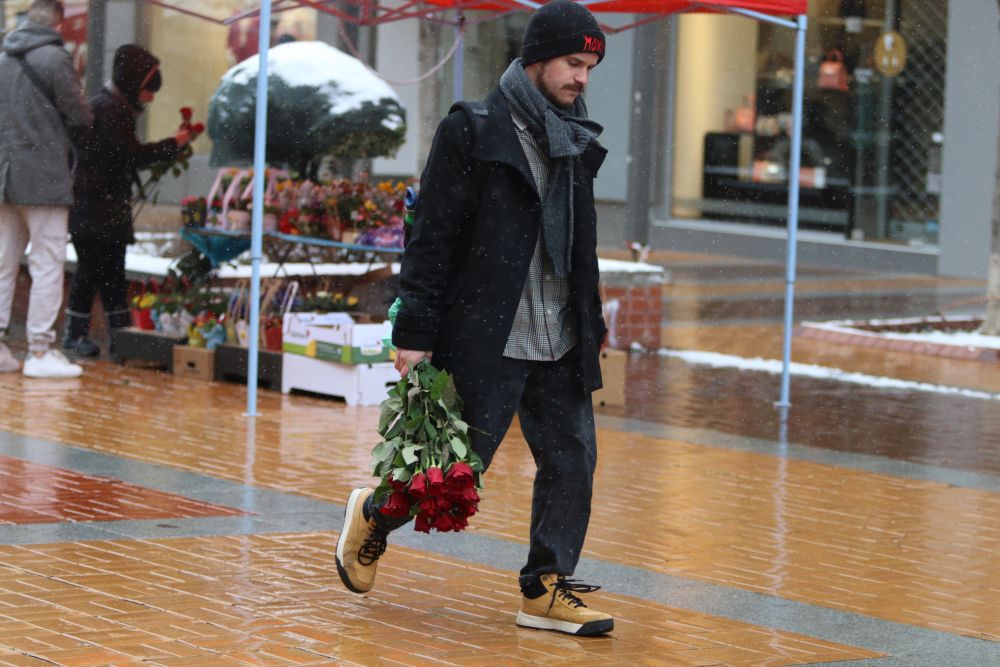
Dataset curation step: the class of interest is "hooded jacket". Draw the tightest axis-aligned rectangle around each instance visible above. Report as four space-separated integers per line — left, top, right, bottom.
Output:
0 21 92 205
69 84 178 245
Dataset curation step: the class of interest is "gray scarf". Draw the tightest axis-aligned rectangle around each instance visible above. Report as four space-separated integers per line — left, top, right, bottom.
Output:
499 58 603 277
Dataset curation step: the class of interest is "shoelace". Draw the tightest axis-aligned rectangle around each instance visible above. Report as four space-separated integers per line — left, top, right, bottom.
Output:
549 577 601 611
357 525 388 566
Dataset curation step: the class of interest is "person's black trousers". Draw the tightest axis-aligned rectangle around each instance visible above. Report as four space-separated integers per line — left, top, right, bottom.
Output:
66 239 131 337
374 348 598 586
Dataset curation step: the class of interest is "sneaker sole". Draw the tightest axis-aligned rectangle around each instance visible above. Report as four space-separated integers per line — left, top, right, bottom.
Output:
335 488 372 595
515 611 614 636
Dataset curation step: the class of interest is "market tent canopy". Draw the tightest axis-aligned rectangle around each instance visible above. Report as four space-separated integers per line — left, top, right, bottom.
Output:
146 0 808 416
143 0 807 30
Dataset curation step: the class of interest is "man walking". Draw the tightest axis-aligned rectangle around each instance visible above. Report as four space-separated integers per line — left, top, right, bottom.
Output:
336 0 612 636
0 0 92 377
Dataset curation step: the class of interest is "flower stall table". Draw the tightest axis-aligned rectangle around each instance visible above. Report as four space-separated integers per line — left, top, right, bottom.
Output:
180 227 402 276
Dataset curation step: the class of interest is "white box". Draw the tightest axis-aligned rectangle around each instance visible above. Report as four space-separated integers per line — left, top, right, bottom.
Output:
282 312 393 365
281 353 399 406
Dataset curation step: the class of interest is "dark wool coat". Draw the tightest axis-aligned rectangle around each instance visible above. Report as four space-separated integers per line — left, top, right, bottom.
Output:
69 87 178 245
392 87 608 397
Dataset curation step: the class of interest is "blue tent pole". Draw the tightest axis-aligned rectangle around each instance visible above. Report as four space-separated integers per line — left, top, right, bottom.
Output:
777 13 807 409
452 11 464 101
246 0 272 417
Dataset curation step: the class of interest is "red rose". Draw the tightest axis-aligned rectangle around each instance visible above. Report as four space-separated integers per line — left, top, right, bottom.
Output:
452 514 469 531
379 490 410 519
414 513 431 533
408 471 428 500
426 466 445 491
388 474 406 492
445 461 474 490
180 107 193 120
419 497 439 515
456 500 478 518
192 122 206 134
433 513 455 532
450 486 479 505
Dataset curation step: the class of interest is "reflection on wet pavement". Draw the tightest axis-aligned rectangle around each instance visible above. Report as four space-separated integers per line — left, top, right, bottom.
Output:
625 253 998 475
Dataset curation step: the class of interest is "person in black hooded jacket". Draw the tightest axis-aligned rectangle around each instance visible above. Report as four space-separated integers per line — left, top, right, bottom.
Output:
63 44 192 356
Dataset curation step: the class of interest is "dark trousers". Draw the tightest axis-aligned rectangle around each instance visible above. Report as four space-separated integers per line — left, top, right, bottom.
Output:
376 348 598 585
66 239 130 336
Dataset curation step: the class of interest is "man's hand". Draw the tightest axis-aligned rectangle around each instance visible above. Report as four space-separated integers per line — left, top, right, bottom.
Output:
174 129 192 147
394 348 432 376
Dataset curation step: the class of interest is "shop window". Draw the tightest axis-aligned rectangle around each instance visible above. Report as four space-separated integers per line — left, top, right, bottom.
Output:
670 0 948 246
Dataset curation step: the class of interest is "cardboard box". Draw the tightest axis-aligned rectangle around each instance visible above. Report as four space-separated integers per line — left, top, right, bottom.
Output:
281 353 398 406
172 346 215 381
282 312 393 365
593 348 626 407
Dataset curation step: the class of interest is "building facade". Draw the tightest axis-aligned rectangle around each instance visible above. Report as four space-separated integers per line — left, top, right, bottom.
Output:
4 1 996 278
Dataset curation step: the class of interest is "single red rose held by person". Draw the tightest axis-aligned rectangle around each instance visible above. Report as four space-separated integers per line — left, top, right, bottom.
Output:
369 361 484 533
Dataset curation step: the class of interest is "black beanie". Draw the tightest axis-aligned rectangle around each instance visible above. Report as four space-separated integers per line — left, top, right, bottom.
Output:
112 44 162 107
521 0 606 65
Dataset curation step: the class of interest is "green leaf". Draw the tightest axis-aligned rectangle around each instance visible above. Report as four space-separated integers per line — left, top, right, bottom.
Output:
440 373 458 408
373 481 393 504
430 370 449 402
385 417 405 440
453 419 469 433
378 405 400 435
450 437 468 460
404 414 424 434
424 419 438 440
392 467 412 483
370 440 393 461
401 444 421 465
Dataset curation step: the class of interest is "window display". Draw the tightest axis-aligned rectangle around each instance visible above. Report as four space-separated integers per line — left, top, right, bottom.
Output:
671 0 948 246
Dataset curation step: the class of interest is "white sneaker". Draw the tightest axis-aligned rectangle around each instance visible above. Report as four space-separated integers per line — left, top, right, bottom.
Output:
0 343 18 373
23 349 83 378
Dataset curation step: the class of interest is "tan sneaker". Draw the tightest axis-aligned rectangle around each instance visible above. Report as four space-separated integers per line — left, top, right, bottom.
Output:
335 488 388 594
516 574 614 636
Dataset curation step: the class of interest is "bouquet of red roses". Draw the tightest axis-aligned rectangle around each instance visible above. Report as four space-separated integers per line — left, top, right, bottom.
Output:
370 361 483 532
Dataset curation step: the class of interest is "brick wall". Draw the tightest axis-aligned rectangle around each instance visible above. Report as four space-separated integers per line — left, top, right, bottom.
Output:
601 274 663 351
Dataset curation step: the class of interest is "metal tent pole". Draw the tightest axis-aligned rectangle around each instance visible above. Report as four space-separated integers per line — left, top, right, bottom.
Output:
452 11 464 101
777 14 808 409
247 0 272 417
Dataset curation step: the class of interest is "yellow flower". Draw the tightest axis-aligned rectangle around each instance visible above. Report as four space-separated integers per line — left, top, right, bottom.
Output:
347 296 359 306
364 199 376 211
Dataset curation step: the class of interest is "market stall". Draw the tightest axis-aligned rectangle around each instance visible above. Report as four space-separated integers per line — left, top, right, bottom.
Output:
132 0 808 415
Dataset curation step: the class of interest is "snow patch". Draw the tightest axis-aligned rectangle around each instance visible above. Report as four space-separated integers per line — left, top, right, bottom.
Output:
658 348 1000 402
225 41 402 128
804 317 1000 350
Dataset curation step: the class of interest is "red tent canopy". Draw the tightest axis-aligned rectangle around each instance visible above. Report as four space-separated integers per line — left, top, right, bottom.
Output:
144 0 807 29
424 0 806 16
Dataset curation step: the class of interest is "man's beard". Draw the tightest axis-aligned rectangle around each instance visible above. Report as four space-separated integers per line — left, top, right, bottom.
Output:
538 64 584 108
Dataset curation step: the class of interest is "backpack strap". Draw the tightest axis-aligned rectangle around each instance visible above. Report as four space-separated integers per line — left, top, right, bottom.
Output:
448 100 488 147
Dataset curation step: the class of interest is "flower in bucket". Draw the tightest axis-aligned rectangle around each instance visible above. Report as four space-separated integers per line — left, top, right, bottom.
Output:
370 361 483 533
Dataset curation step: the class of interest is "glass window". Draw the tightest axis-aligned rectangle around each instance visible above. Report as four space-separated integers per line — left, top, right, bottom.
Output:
670 0 948 246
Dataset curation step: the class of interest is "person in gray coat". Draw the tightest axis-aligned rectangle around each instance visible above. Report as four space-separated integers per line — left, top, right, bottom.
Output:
0 0 92 378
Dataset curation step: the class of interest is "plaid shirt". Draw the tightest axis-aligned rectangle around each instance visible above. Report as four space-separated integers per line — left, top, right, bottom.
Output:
503 111 578 361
